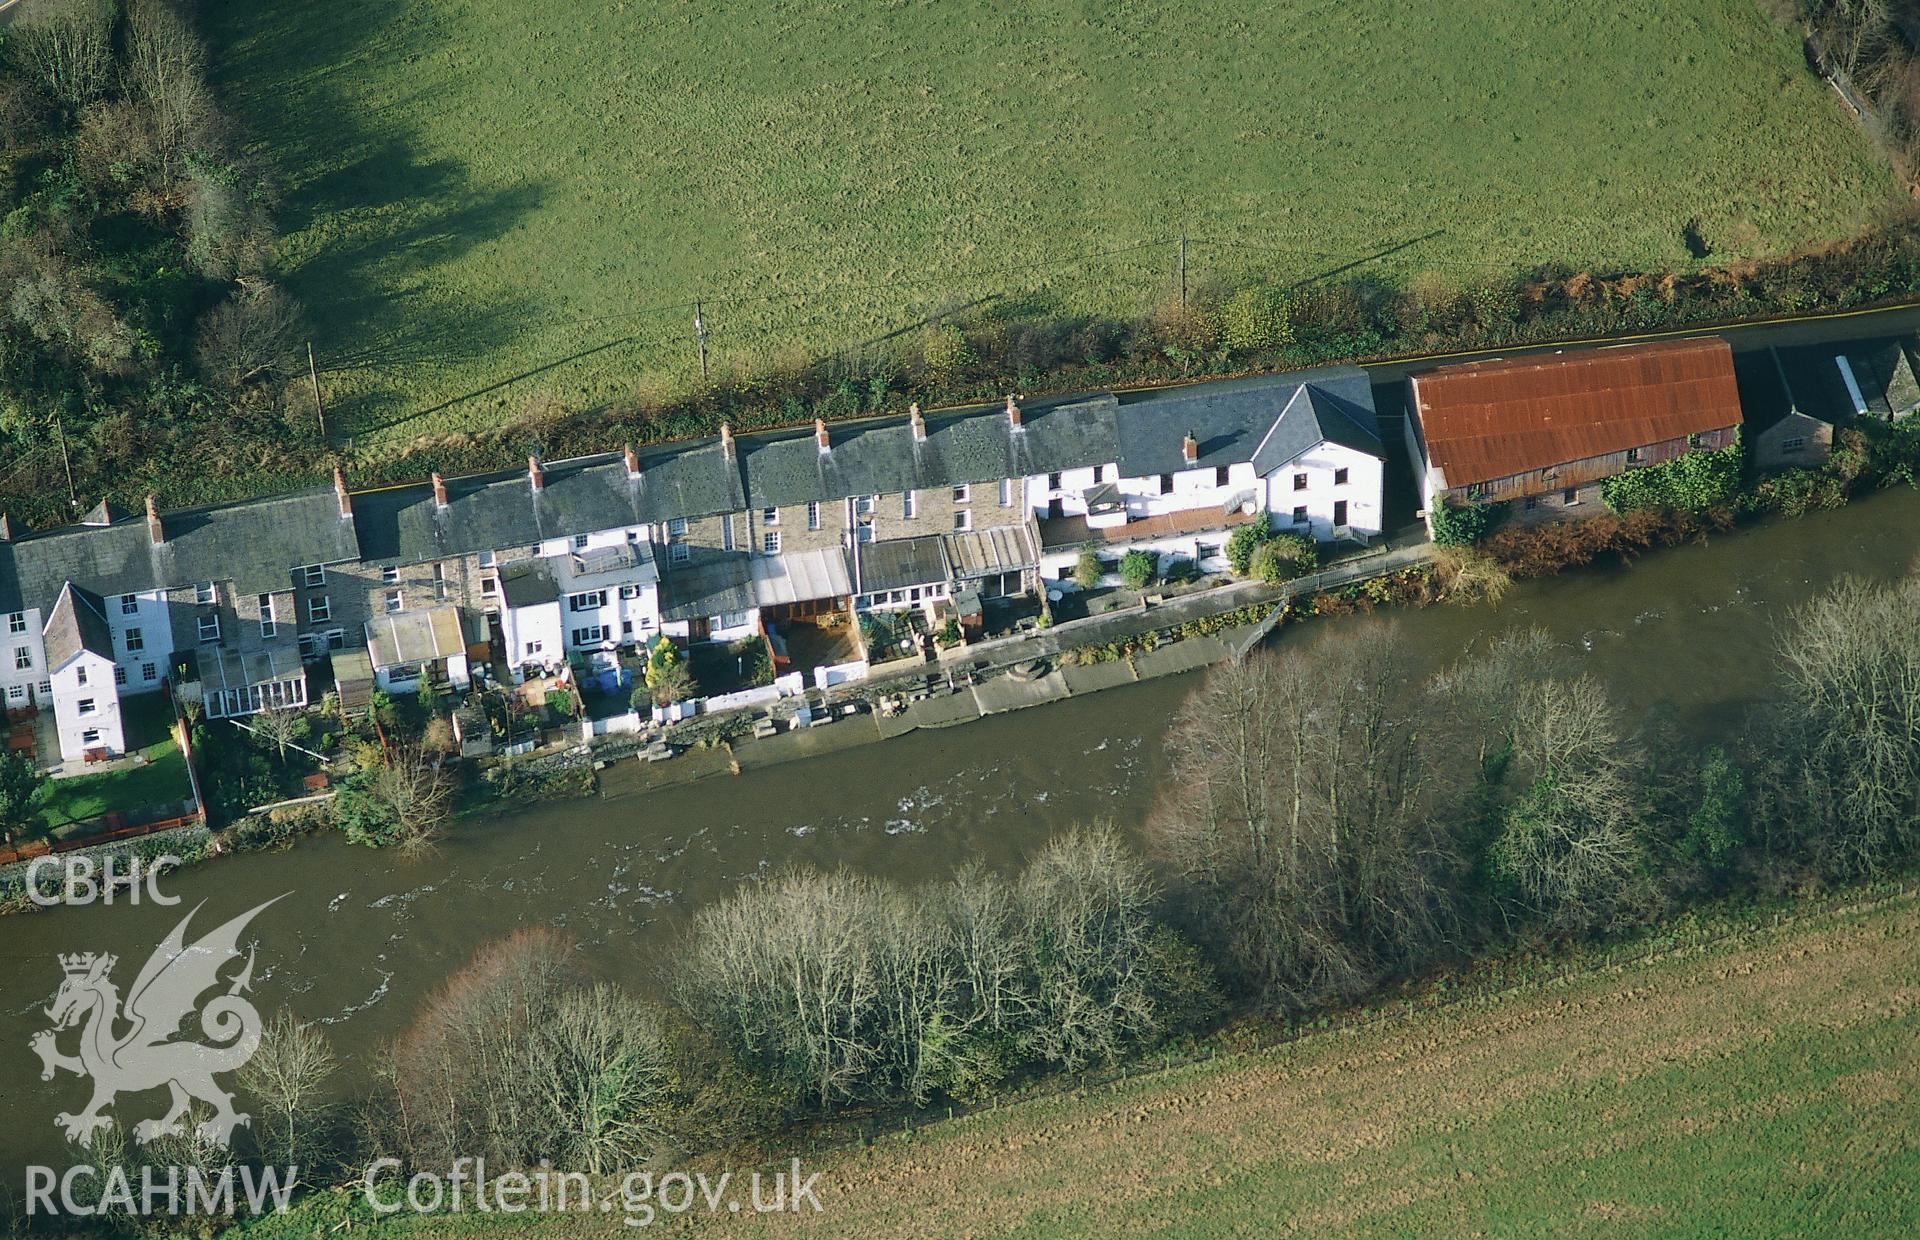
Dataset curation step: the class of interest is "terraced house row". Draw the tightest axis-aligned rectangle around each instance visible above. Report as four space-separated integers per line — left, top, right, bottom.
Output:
0 366 1388 764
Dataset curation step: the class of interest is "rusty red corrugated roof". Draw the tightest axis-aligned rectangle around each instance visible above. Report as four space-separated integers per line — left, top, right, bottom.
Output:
1410 338 1744 488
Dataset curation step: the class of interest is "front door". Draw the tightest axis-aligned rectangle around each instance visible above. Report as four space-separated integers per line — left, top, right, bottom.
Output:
1333 500 1348 528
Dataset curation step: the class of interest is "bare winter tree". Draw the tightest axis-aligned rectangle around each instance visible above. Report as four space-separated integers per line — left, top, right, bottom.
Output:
532 984 674 1175
194 281 304 390
1149 626 1461 1008
248 704 306 764
236 1009 337 1179
1490 676 1649 931
122 0 221 185
1759 574 1920 877
10 0 116 113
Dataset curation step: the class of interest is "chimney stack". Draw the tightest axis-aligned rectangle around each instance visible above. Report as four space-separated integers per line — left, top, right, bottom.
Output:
624 443 640 480
1182 430 1198 464
333 466 352 520
1005 394 1023 432
909 402 926 443
145 494 164 545
0 514 12 542
815 418 831 454
719 422 735 461
528 454 544 494
432 472 448 509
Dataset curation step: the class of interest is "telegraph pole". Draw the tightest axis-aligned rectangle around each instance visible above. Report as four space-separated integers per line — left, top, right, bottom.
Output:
693 300 710 382
307 341 327 439
52 411 76 513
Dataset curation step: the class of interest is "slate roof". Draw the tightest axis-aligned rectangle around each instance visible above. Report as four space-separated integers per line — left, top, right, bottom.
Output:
498 559 559 609
856 536 949 594
0 487 360 618
1409 339 1744 488
659 556 756 622
1114 367 1381 478
42 583 115 672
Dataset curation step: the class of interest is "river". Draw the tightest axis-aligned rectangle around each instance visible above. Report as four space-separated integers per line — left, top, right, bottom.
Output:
2 488 1916 1178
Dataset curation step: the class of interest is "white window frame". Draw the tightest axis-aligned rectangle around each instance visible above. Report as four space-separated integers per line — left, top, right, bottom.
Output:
381 565 399 585
308 595 331 623
301 565 327 588
763 531 781 555
7 612 25 634
999 478 1013 506
953 511 971 532
124 627 143 653
120 593 138 615
198 614 220 643
141 662 157 682
194 582 216 605
666 517 689 538
670 543 691 564
77 697 96 716
762 506 779 526
384 590 404 614
258 593 277 638
806 501 820 530
952 484 970 504
13 645 31 670
618 583 642 600
568 590 607 612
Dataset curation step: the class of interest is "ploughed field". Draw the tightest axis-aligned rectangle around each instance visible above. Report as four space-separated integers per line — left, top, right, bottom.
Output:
203 0 1891 442
228 885 1920 1236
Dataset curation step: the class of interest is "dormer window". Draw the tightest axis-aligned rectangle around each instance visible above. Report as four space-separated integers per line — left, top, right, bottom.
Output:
301 565 327 587
194 582 216 605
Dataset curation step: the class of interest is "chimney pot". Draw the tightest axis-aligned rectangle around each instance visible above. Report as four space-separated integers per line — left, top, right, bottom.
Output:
0 513 12 542
528 454 544 493
815 418 830 453
145 494 164 545
1006 394 1023 430
909 402 926 442
1182 430 1199 464
624 443 640 479
432 472 448 509
333 466 352 520
719 422 735 460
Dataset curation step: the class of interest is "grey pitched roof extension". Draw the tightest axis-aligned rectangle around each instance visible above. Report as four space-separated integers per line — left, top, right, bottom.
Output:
1115 367 1382 479
498 558 559 609
856 536 950 594
659 556 756 622
42 582 115 672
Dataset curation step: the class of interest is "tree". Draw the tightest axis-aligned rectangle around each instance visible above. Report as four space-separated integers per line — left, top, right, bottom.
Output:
331 746 451 852
1072 545 1103 590
1148 627 1461 1006
1119 549 1156 590
1430 500 1502 547
10 0 116 113
236 1009 336 1179
0 751 48 844
1224 515 1271 575
1430 544 1512 606
1248 532 1315 583
643 641 696 707
1679 747 1745 877
122 0 219 186
249 705 307 764
193 282 304 390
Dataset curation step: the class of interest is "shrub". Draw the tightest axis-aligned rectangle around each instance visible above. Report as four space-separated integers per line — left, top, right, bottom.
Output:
1119 549 1157 590
1430 500 1503 547
1073 545 1104 589
1601 439 1741 513
1216 284 1293 353
1224 514 1272 574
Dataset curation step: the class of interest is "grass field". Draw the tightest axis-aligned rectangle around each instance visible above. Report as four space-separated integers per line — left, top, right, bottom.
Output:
201 0 1894 446
226 886 1919 1237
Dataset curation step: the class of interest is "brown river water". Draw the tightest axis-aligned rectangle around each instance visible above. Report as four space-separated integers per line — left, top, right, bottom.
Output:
1 489 1916 1179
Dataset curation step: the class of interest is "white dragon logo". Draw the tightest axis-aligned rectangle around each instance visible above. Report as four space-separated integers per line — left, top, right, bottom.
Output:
29 896 286 1148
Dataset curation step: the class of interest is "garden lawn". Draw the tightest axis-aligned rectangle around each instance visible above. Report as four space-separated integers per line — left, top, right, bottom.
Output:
32 742 190 828
203 0 1894 442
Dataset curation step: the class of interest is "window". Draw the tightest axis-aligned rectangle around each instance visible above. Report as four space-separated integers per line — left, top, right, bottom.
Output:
571 625 609 646
999 478 1013 506
381 565 399 585
1626 447 1643 464
198 614 220 642
124 627 143 653
1781 436 1808 452
1159 473 1174 495
14 646 31 670
195 582 216 605
953 510 971 532
806 501 821 530
479 550 497 569
1293 473 1308 491
1564 488 1579 505
524 640 544 658
77 697 95 716
667 517 689 538
722 514 735 552
573 533 590 549
762 507 779 526
75 665 88 687
120 593 138 615
671 543 691 564
7 612 24 634
325 629 346 651
855 495 876 516
952 484 969 503
1333 467 1349 486
1092 465 1105 484
141 663 156 682
258 594 276 638
5 685 22 702
1215 465 1230 487
619 583 642 600
1048 472 1062 490
37 680 49 697
482 575 499 597
903 490 918 519
308 595 331 623
569 590 607 612
301 565 326 587
384 590 403 614
1292 505 1308 524
763 531 781 555
81 728 100 747
717 610 750 630
113 665 127 686
1524 496 1539 510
